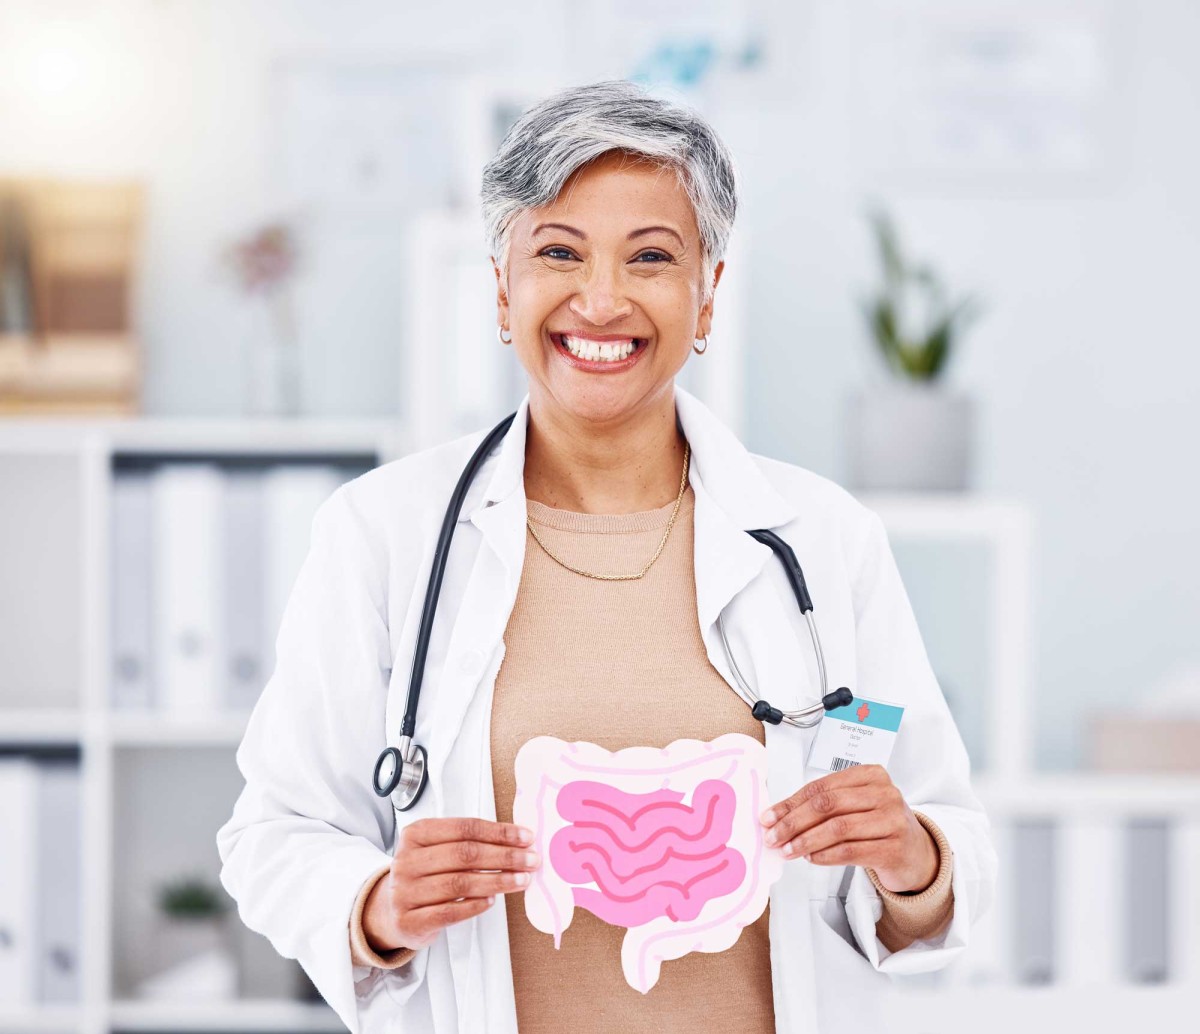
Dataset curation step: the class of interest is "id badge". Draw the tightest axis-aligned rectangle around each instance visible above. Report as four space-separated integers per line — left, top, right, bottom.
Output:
805 694 905 773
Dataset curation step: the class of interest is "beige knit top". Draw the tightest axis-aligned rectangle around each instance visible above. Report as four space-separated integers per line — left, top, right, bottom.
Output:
349 484 955 1027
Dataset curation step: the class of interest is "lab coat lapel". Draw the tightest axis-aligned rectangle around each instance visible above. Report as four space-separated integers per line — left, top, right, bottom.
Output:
689 470 814 708
675 387 811 717
678 389 826 1032
429 504 516 1033
422 399 530 809
427 401 529 1034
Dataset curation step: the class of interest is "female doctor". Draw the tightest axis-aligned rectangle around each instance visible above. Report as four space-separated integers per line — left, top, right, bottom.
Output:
217 79 997 1034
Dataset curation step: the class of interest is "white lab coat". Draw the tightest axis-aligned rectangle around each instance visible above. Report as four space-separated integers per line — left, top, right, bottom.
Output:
217 385 997 1034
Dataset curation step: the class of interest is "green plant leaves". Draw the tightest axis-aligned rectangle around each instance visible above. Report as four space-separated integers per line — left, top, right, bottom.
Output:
860 205 983 381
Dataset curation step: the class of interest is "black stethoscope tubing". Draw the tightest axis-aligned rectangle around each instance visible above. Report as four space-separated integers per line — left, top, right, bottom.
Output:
373 411 851 812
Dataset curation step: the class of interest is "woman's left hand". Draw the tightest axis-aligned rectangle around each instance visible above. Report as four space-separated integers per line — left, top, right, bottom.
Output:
759 763 939 894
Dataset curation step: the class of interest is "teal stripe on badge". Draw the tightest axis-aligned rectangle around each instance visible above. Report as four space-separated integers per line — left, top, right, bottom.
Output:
825 697 904 732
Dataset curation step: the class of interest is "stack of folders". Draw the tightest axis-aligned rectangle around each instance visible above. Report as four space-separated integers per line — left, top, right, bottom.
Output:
110 462 349 716
0 757 82 1005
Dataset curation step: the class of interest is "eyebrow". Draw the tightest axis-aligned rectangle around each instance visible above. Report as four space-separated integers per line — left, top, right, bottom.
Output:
531 222 685 248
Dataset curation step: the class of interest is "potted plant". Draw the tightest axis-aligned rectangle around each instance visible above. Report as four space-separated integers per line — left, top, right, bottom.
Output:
136 875 238 1000
845 206 983 491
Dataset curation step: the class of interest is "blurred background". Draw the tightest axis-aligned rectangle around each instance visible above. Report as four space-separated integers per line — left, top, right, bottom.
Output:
0 0 1197 1031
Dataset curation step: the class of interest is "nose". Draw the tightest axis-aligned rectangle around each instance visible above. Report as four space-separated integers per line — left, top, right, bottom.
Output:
568 258 634 326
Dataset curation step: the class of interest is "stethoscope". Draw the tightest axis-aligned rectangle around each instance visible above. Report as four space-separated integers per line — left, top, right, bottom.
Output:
373 411 854 812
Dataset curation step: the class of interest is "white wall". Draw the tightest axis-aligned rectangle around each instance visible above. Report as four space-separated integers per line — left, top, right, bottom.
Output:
1 0 1196 768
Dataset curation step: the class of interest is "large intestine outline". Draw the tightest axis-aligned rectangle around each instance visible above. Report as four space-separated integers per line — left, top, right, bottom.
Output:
512 733 786 994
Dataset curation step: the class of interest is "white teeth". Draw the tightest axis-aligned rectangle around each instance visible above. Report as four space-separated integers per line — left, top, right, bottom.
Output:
560 335 638 362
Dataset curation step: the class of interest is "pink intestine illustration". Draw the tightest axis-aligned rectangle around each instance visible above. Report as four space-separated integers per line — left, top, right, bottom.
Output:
513 734 785 993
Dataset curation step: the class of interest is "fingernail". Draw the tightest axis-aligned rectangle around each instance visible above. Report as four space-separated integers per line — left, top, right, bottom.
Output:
760 809 776 826
518 827 534 844
515 872 531 886
764 828 778 845
523 851 540 868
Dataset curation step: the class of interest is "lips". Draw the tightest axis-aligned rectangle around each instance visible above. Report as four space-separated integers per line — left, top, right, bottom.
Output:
551 331 648 370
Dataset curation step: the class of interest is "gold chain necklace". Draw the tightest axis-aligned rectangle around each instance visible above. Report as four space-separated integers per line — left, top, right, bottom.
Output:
525 441 690 581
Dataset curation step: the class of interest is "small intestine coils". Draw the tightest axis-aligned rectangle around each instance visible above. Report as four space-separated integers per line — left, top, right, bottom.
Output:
513 733 785 993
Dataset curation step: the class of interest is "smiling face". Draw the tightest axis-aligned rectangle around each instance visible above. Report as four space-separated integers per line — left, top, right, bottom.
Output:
493 149 724 430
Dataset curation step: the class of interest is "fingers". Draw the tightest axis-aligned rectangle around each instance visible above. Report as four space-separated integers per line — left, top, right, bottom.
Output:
761 764 893 828
770 808 897 860
404 867 534 909
393 817 543 911
761 767 905 862
403 817 533 850
762 785 878 845
408 840 541 879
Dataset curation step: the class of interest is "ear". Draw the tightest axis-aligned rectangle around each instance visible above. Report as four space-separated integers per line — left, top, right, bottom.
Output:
694 260 725 338
491 256 510 326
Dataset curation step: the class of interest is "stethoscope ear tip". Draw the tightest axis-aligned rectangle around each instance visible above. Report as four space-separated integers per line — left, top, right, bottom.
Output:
824 686 854 710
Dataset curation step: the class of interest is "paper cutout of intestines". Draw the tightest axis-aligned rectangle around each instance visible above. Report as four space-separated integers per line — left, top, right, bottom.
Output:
513 733 785 993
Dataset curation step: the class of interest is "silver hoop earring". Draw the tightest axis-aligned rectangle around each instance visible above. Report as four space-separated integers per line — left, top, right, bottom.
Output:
693 334 708 355
498 326 513 346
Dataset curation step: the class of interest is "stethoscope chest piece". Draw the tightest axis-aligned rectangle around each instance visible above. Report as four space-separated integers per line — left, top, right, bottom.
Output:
373 737 429 812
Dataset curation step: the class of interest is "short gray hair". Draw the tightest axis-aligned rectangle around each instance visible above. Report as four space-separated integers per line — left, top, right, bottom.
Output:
481 79 738 307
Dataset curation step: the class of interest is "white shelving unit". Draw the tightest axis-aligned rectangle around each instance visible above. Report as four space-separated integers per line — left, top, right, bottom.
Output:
0 418 407 1034
858 492 1035 781
2 422 1197 1033
854 494 1200 1031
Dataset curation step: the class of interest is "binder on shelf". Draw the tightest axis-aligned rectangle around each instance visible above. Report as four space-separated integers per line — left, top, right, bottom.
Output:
35 760 81 1002
223 469 265 713
151 463 225 718
0 757 38 1004
1169 817 1200 985
1056 816 1125 985
1127 819 1169 983
261 465 343 672
1012 820 1055 985
111 471 154 710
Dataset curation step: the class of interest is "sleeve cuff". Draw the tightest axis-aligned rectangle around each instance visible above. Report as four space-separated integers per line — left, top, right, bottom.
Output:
348 862 419 970
865 811 955 950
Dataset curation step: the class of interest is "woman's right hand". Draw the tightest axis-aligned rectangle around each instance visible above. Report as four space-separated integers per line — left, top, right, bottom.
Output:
362 818 542 953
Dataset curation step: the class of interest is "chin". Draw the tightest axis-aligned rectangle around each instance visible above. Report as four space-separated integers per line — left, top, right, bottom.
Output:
550 384 651 427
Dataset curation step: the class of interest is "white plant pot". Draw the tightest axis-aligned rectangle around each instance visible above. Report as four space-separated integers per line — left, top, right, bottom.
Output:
845 383 974 491
138 913 238 1000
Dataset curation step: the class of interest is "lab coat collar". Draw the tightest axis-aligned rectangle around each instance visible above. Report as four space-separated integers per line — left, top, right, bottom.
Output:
461 384 799 532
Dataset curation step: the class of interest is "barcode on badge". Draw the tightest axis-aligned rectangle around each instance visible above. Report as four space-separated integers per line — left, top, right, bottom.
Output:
831 757 860 772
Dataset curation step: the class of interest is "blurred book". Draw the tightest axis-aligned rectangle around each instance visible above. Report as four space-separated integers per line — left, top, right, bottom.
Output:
1088 717 1200 772
0 757 38 1004
0 194 34 334
223 469 266 713
1127 819 1169 984
1011 820 1055 984
261 465 344 674
0 177 142 414
111 463 344 718
35 761 81 1002
1087 663 1200 772
111 471 154 710
151 464 226 717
